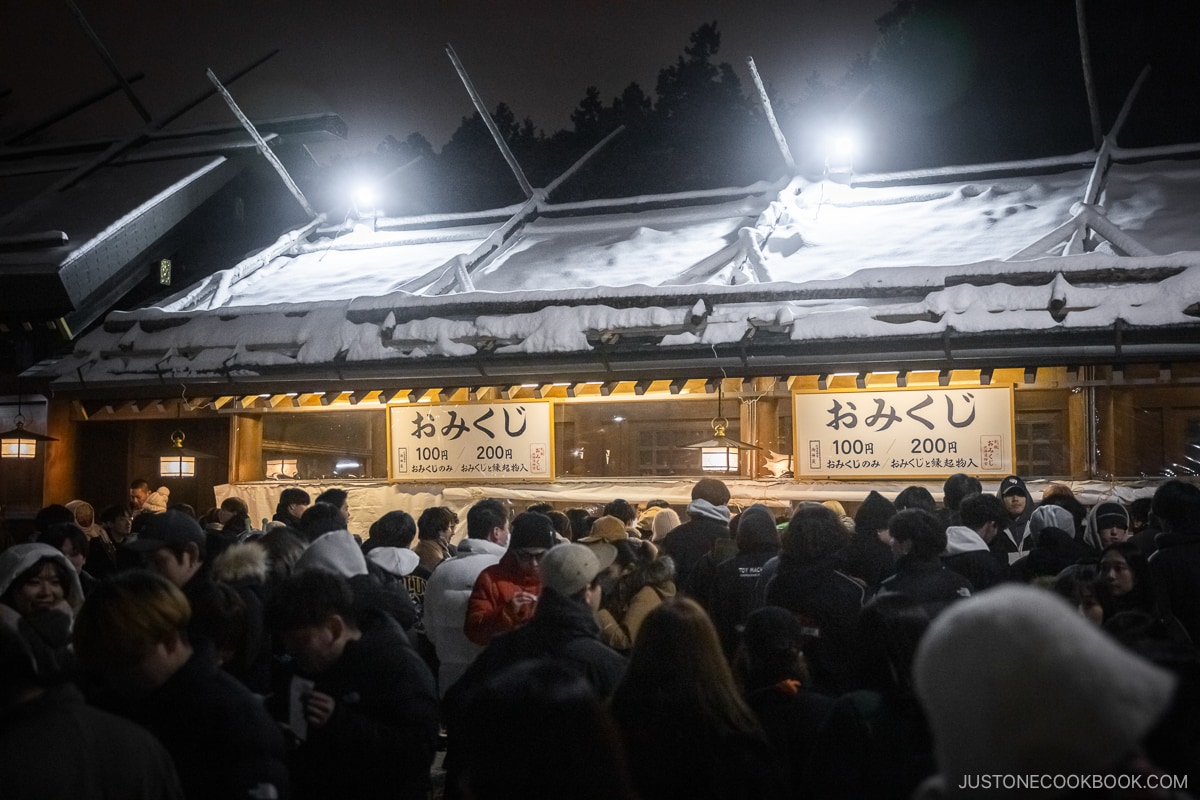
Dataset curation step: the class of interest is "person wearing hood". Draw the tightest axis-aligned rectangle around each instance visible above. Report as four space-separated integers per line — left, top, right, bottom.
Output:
422 499 510 697
1006 502 1095 583
464 512 555 646
0 542 83 679
992 475 1036 564
709 504 782 658
295 529 417 632
941 493 1008 591
662 478 733 591
843 491 897 591
64 499 106 541
913 585 1178 800
1084 500 1131 551
362 510 427 636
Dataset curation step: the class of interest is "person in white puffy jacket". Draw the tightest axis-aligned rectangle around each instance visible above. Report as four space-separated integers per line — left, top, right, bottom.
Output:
421 499 509 697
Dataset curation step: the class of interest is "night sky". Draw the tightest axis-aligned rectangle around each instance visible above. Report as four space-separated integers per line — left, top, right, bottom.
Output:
2 0 893 159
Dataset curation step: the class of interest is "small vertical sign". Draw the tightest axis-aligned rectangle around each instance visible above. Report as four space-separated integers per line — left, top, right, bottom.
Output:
159 258 172 285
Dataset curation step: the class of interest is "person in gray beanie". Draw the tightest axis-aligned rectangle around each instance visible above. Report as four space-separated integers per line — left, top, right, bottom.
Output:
913 584 1177 799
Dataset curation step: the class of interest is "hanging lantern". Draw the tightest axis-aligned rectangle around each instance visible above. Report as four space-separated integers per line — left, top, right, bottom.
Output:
679 387 759 475
159 430 213 478
0 412 57 459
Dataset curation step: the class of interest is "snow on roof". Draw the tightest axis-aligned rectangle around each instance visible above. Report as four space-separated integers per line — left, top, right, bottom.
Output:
51 157 1200 389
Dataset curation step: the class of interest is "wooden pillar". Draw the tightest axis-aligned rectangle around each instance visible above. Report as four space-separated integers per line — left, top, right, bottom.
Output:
42 398 77 505
230 414 263 482
1067 387 1088 479
748 397 780 480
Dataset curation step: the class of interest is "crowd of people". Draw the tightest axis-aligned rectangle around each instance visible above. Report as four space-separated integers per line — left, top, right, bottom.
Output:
1 473 1199 799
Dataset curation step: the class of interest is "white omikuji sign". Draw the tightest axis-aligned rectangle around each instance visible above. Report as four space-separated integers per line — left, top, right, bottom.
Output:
794 387 1014 479
388 401 553 481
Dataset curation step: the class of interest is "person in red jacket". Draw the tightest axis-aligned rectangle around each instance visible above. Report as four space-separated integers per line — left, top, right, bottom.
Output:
463 512 554 645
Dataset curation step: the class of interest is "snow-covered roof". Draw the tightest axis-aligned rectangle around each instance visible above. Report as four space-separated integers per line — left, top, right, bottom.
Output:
0 114 346 335
48 153 1200 393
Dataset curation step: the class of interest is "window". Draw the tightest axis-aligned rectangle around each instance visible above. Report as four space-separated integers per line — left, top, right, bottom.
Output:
1014 411 1068 477
262 411 386 479
555 399 740 477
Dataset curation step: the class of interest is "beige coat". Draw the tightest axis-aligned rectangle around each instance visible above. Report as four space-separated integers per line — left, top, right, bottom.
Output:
596 581 676 651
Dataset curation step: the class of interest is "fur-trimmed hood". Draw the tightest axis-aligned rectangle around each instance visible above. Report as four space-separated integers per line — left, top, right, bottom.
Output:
212 542 270 583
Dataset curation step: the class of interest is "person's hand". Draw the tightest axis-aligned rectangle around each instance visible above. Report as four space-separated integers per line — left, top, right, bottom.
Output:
304 691 336 728
510 591 538 613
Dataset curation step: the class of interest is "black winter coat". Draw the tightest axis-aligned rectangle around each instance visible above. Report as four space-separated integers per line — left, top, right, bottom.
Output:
1150 532 1200 643
879 556 972 616
710 545 781 657
293 622 439 800
133 653 289 800
662 516 730 591
765 555 866 694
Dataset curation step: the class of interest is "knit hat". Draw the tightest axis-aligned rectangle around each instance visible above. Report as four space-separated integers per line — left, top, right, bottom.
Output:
509 512 556 551
1026 504 1075 538
998 475 1027 498
294 530 368 578
578 515 629 544
1092 502 1128 530
540 543 617 597
651 508 681 541
914 585 1175 797
691 478 731 507
854 491 896 536
736 504 780 550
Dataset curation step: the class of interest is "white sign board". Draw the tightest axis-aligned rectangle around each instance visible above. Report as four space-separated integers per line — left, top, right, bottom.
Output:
794 387 1014 479
388 401 554 481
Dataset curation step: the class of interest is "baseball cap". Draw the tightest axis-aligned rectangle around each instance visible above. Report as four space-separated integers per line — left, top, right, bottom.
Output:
540 542 617 597
999 475 1026 497
125 510 206 552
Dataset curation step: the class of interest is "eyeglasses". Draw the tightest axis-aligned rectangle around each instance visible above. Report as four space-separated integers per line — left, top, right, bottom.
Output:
514 549 548 562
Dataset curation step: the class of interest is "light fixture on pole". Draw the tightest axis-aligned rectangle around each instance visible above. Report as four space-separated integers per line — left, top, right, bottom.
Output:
679 386 759 474
0 398 57 459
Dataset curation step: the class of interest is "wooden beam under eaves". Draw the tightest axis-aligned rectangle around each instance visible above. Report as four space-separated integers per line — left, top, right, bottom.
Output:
386 390 411 404
213 396 236 410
